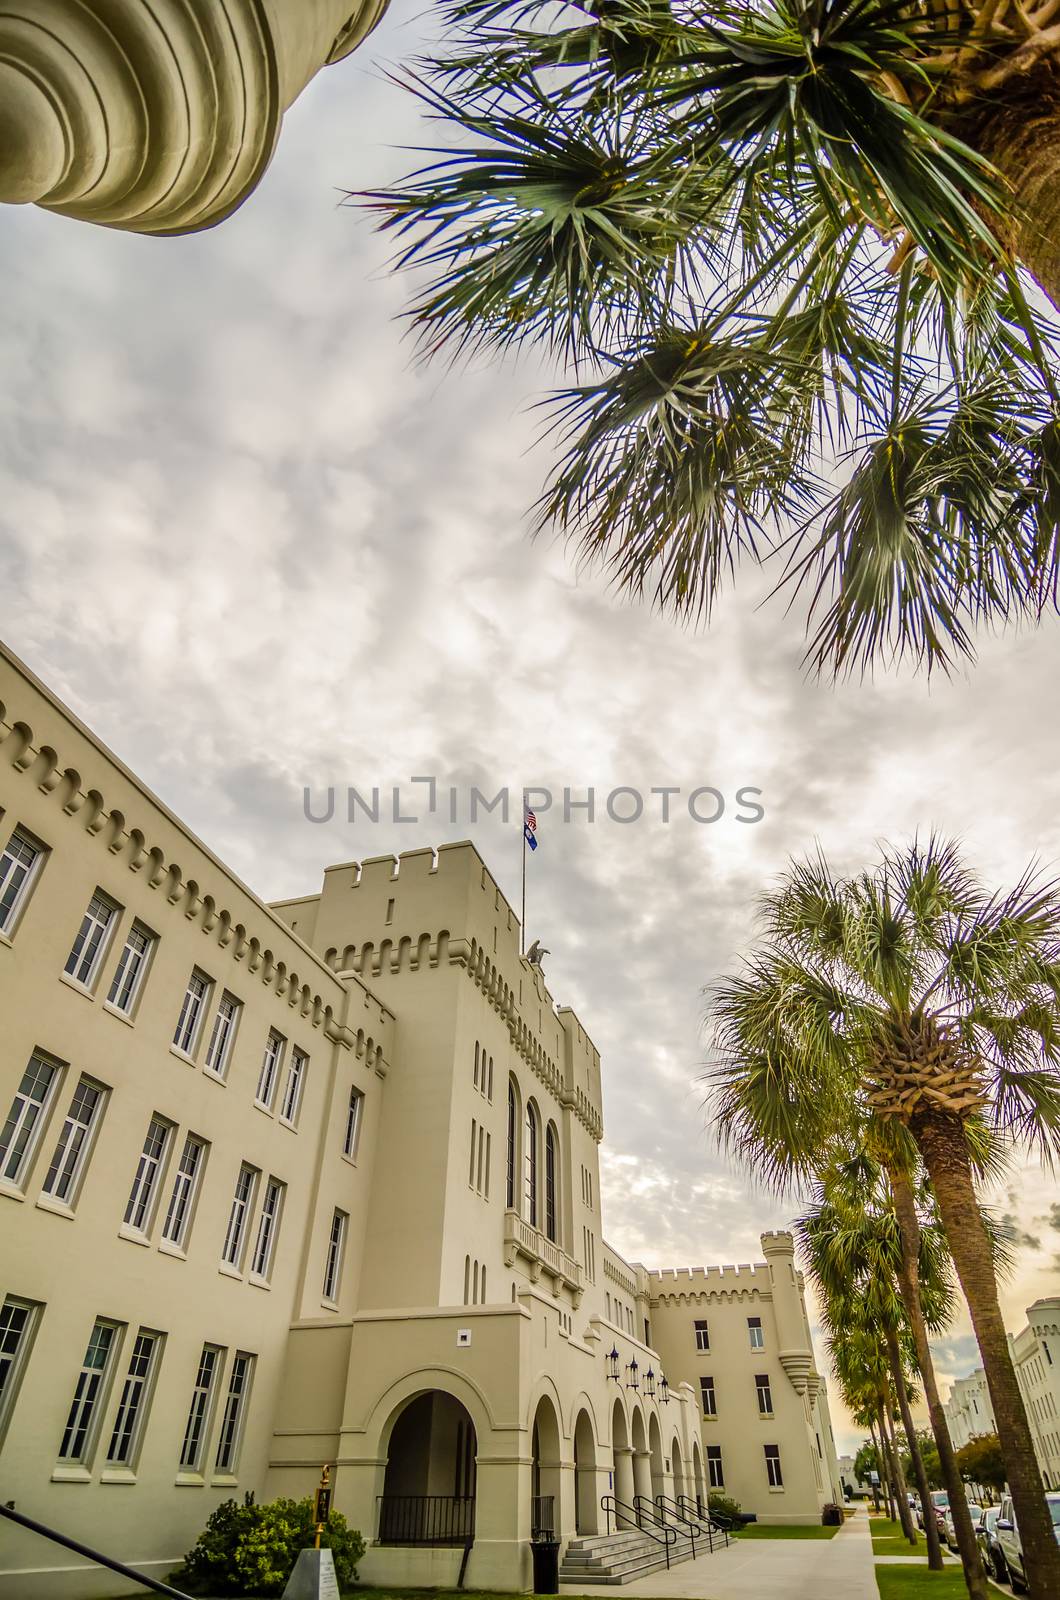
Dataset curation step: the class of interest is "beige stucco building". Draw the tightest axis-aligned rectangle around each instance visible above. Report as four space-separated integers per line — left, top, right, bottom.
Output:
0 640 843 1598
942 1300 1060 1490
0 2 387 234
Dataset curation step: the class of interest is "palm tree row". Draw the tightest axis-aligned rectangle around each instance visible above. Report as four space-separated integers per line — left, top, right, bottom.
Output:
706 836 1060 1600
365 0 1060 676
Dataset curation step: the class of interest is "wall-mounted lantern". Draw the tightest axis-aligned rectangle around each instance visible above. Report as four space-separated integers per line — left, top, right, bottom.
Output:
607 1346 620 1381
659 1373 670 1404
626 1356 640 1391
645 1367 656 1399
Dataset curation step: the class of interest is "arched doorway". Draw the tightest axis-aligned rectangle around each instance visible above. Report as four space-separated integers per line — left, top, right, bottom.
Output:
692 1439 706 1516
671 1438 684 1505
573 1409 598 1535
611 1400 635 1523
531 1394 562 1540
380 1391 477 1544
630 1408 652 1504
648 1413 665 1504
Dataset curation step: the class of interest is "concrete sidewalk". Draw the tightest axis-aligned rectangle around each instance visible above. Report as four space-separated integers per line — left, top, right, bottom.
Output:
562 1509 877 1600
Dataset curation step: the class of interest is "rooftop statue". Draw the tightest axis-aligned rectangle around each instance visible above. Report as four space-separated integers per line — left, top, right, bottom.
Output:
0 1 388 234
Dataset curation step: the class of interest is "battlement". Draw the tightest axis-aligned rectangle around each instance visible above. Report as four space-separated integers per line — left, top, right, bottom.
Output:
649 1262 769 1282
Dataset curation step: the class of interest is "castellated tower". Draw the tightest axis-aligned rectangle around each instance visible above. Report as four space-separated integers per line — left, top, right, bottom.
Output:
0 1 387 234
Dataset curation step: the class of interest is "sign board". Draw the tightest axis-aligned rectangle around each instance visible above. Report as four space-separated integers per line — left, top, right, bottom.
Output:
314 1485 332 1525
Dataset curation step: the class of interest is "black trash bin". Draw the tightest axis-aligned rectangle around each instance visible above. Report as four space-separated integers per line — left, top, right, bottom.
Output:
531 1537 561 1594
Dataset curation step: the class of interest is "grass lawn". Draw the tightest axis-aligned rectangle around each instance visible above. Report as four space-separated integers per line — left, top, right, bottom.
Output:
870 1517 929 1554
733 1523 841 1539
875 1565 1008 1600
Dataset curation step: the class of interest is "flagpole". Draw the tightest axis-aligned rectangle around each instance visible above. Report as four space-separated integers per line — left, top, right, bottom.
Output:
520 802 527 956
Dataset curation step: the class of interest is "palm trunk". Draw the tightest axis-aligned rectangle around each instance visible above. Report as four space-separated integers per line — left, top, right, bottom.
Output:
887 1164 989 1600
880 1397 917 1542
867 1420 885 1513
873 1413 896 1519
913 1107 1060 1600
883 1323 944 1567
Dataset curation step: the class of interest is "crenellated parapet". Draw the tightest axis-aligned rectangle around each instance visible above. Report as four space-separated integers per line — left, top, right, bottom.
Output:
0 0 387 234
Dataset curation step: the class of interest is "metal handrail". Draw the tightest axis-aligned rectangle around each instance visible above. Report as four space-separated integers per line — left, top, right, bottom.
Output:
635 1494 697 1557
600 1494 677 1568
654 1491 709 1553
677 1494 731 1547
0 1502 192 1599
376 1493 476 1546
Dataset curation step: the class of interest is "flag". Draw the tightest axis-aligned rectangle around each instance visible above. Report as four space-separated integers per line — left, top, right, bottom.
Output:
524 808 538 851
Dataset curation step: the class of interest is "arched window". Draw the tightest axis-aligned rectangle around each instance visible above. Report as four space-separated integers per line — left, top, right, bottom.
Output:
545 1123 558 1242
525 1103 539 1226
507 1081 517 1208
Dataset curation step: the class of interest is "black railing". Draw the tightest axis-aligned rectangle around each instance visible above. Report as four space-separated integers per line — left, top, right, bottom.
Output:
0 1503 192 1599
677 1494 730 1547
377 1494 476 1546
600 1494 677 1568
531 1494 556 1541
647 1493 700 1556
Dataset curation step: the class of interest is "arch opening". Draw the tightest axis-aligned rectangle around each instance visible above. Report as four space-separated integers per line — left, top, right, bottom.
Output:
574 1408 598 1535
531 1393 562 1540
380 1391 477 1545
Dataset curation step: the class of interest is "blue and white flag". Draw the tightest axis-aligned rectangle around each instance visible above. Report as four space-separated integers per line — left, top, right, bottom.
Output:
524 808 538 851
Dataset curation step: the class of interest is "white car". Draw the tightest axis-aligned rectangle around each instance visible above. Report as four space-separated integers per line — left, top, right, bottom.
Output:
942 1501 982 1552
995 1491 1060 1593
917 1489 948 1531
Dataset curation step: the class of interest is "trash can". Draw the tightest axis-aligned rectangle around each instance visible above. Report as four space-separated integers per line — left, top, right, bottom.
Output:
531 1537 560 1594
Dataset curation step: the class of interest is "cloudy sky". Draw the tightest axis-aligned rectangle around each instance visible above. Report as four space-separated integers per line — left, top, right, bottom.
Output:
2 1 1059 1453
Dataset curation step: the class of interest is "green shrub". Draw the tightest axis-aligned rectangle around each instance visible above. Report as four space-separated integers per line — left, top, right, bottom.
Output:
171 1495 365 1596
707 1491 744 1527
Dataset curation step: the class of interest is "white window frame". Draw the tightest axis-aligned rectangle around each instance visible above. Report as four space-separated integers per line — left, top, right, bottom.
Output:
106 923 154 1016
707 1445 725 1489
172 970 211 1059
180 1343 224 1473
0 1052 62 1189
748 1316 764 1350
63 891 119 991
161 1134 207 1251
765 1444 783 1488
106 1329 161 1468
342 1086 363 1160
701 1376 717 1417
214 1352 254 1475
0 826 45 936
58 1318 121 1465
279 1049 306 1127
249 1178 284 1283
0 1296 42 1441
41 1076 106 1208
204 992 240 1080
123 1117 172 1235
220 1163 258 1269
694 1319 710 1352
322 1209 348 1305
255 1030 284 1111
756 1373 773 1415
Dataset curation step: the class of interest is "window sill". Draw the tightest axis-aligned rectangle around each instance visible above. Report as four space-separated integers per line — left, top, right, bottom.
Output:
169 1045 198 1067
175 1471 206 1487
51 1465 92 1484
768 1486 786 1494
58 972 98 1002
117 1223 152 1248
0 1179 26 1204
278 1117 299 1133
102 1001 137 1028
36 1193 76 1220
158 1239 188 1262
0 930 13 951
340 1152 360 1168
211 1474 239 1489
218 1262 244 1281
320 1298 340 1313
758 1412 775 1420
100 1467 137 1485
253 1100 275 1117
247 1274 272 1292
203 1066 228 1086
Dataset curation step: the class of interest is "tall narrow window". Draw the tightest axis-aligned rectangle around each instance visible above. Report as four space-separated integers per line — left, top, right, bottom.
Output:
0 828 43 933
700 1376 717 1416
487 1057 494 1101
204 993 240 1079
107 924 153 1014
162 1134 206 1248
250 1179 284 1281
474 1042 480 1089
343 1087 363 1158
506 1082 516 1208
42 1077 105 1204
694 1319 710 1352
524 1103 538 1227
765 1444 783 1487
545 1124 558 1243
756 1374 773 1415
748 1316 764 1350
180 1344 223 1472
215 1353 253 1474
0 1297 40 1436
173 972 210 1057
106 1331 160 1466
221 1164 258 1268
706 1444 724 1488
279 1049 306 1126
59 1320 118 1462
255 1030 284 1109
0 1053 58 1186
124 1118 170 1232
469 1118 478 1186
64 892 117 988
323 1210 347 1303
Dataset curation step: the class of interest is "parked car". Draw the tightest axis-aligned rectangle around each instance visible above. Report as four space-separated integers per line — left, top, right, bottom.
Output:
942 1501 983 1552
918 1489 949 1531
973 1506 1004 1582
995 1491 1060 1593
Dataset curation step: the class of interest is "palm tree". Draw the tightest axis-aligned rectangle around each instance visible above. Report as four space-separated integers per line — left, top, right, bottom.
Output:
795 1158 947 1569
707 836 1060 1600
831 1325 915 1535
363 0 1060 674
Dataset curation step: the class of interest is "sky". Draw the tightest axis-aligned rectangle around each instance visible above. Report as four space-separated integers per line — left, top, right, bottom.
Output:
1 1 1059 1455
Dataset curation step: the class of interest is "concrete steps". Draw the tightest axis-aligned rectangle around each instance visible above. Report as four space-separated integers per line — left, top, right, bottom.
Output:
560 1526 697 1585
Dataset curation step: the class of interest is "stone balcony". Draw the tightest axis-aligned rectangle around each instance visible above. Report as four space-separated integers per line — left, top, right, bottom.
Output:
504 1210 583 1304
